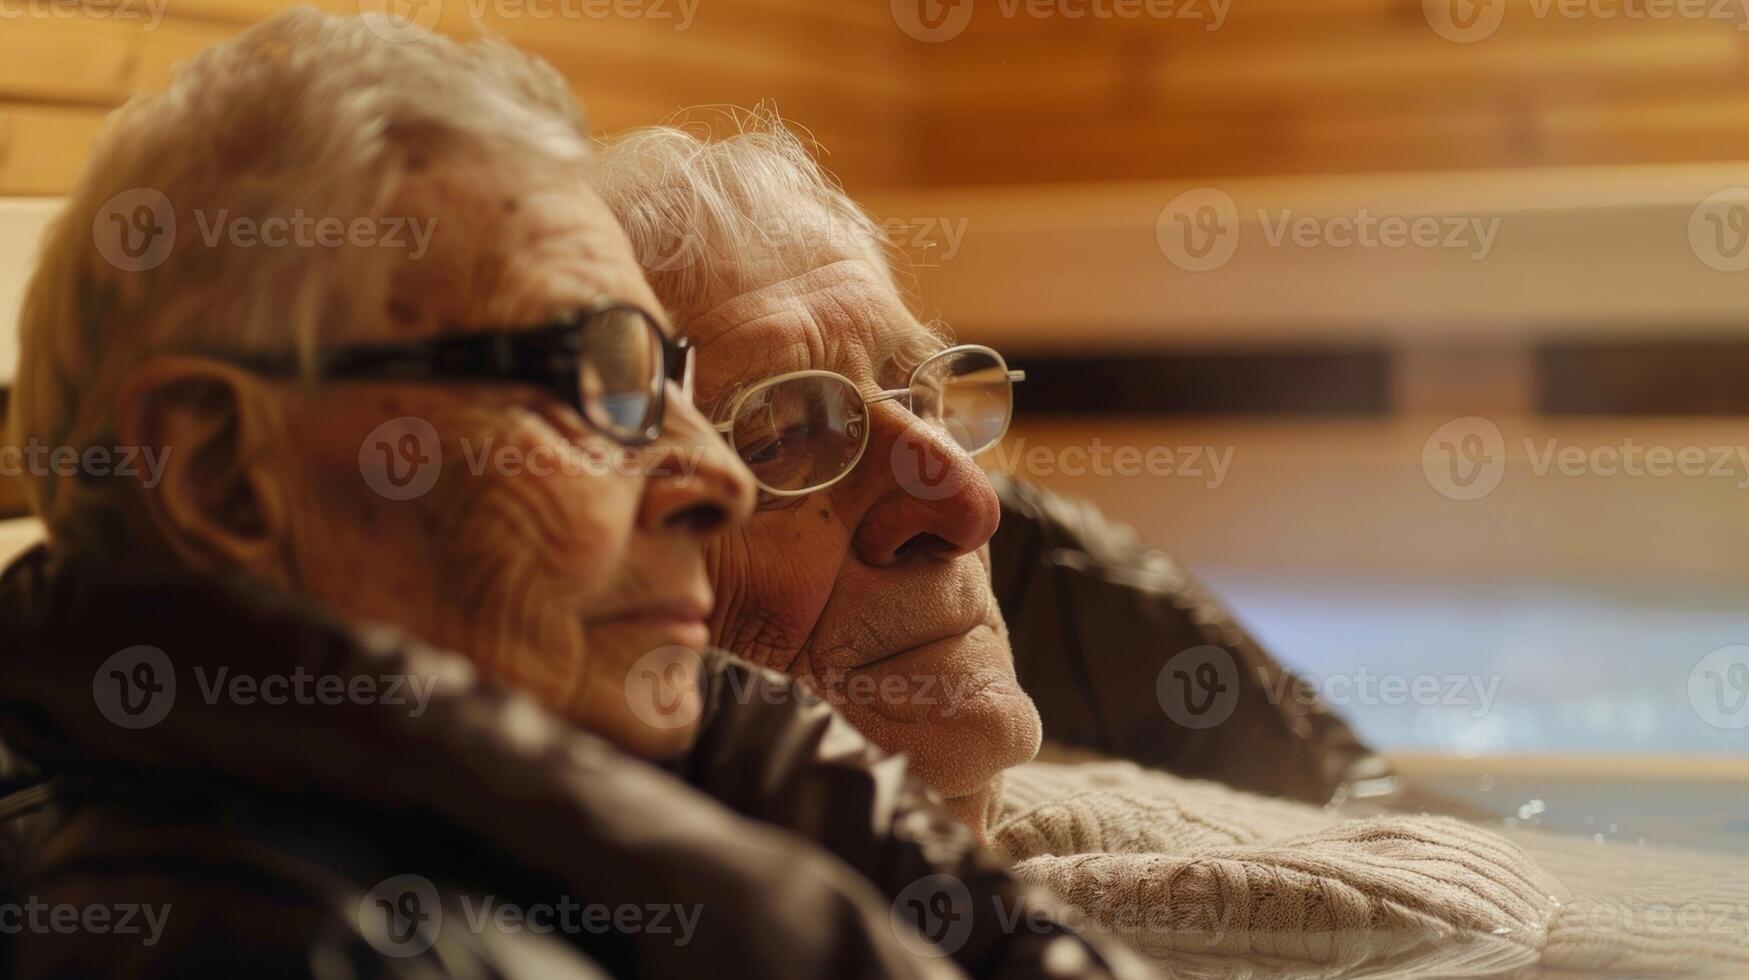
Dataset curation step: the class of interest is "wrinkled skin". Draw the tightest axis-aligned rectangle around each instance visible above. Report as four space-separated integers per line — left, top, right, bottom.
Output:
683 259 1043 839
119 149 755 759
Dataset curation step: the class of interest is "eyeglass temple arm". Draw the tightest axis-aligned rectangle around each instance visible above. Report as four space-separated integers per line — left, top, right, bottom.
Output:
711 367 1027 433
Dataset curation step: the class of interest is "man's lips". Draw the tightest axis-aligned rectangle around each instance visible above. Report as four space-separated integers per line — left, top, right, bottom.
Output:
841 618 986 672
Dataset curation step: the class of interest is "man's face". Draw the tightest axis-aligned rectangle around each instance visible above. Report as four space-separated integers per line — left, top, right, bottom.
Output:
684 258 1042 833
260 152 754 758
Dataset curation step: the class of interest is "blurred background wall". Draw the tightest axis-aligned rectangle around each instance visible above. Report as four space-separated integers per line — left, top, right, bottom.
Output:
4 0 1749 777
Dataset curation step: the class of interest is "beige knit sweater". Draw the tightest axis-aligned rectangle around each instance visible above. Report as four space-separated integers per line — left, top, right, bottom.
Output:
995 760 1749 977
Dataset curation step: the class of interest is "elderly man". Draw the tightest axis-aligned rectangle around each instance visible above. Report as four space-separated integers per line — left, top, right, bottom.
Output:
594 118 1749 977
0 12 1143 979
594 119 1384 836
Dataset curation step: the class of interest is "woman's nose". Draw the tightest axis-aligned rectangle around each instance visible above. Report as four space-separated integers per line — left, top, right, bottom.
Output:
637 384 756 536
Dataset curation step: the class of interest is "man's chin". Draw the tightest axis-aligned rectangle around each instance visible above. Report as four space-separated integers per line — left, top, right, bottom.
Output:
829 643 1043 818
943 774 1008 845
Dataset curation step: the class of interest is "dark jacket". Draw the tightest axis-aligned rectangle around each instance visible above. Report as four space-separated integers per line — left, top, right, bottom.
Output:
0 547 1142 979
991 476 1399 807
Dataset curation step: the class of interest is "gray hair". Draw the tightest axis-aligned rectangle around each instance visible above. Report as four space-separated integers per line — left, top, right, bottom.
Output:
9 6 589 544
592 108 911 326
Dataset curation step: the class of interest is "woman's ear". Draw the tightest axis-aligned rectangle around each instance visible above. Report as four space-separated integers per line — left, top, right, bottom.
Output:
115 357 289 573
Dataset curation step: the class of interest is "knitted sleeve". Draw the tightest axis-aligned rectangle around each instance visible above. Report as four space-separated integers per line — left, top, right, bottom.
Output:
994 761 1749 978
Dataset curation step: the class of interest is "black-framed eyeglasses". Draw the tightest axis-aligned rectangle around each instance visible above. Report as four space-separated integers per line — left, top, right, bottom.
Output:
230 300 693 446
715 344 1025 497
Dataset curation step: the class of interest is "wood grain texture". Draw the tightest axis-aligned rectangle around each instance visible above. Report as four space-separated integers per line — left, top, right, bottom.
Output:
0 1 916 195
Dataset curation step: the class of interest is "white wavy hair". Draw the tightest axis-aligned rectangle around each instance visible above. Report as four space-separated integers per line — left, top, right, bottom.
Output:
592 108 912 328
9 6 589 545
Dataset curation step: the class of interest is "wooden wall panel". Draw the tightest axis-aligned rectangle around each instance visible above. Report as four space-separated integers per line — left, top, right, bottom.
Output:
0 106 109 197
8 3 1749 195
0 0 916 195
912 1 1749 185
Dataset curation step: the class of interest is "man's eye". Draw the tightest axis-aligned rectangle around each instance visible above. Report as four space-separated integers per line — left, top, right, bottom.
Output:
740 435 783 466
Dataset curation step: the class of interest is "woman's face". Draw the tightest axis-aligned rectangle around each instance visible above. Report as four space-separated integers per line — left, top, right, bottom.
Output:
680 258 1042 835
256 155 756 759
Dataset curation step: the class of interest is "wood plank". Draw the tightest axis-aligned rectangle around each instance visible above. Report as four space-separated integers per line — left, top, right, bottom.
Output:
0 16 142 105
0 106 108 196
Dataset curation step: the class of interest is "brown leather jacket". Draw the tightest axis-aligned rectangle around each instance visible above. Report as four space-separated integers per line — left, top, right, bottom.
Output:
990 476 1398 807
0 547 1145 980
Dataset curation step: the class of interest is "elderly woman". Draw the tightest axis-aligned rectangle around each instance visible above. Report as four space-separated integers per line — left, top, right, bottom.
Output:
0 12 1143 979
594 118 1749 977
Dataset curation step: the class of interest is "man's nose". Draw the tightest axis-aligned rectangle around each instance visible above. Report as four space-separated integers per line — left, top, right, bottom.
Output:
851 411 1001 566
638 385 756 536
